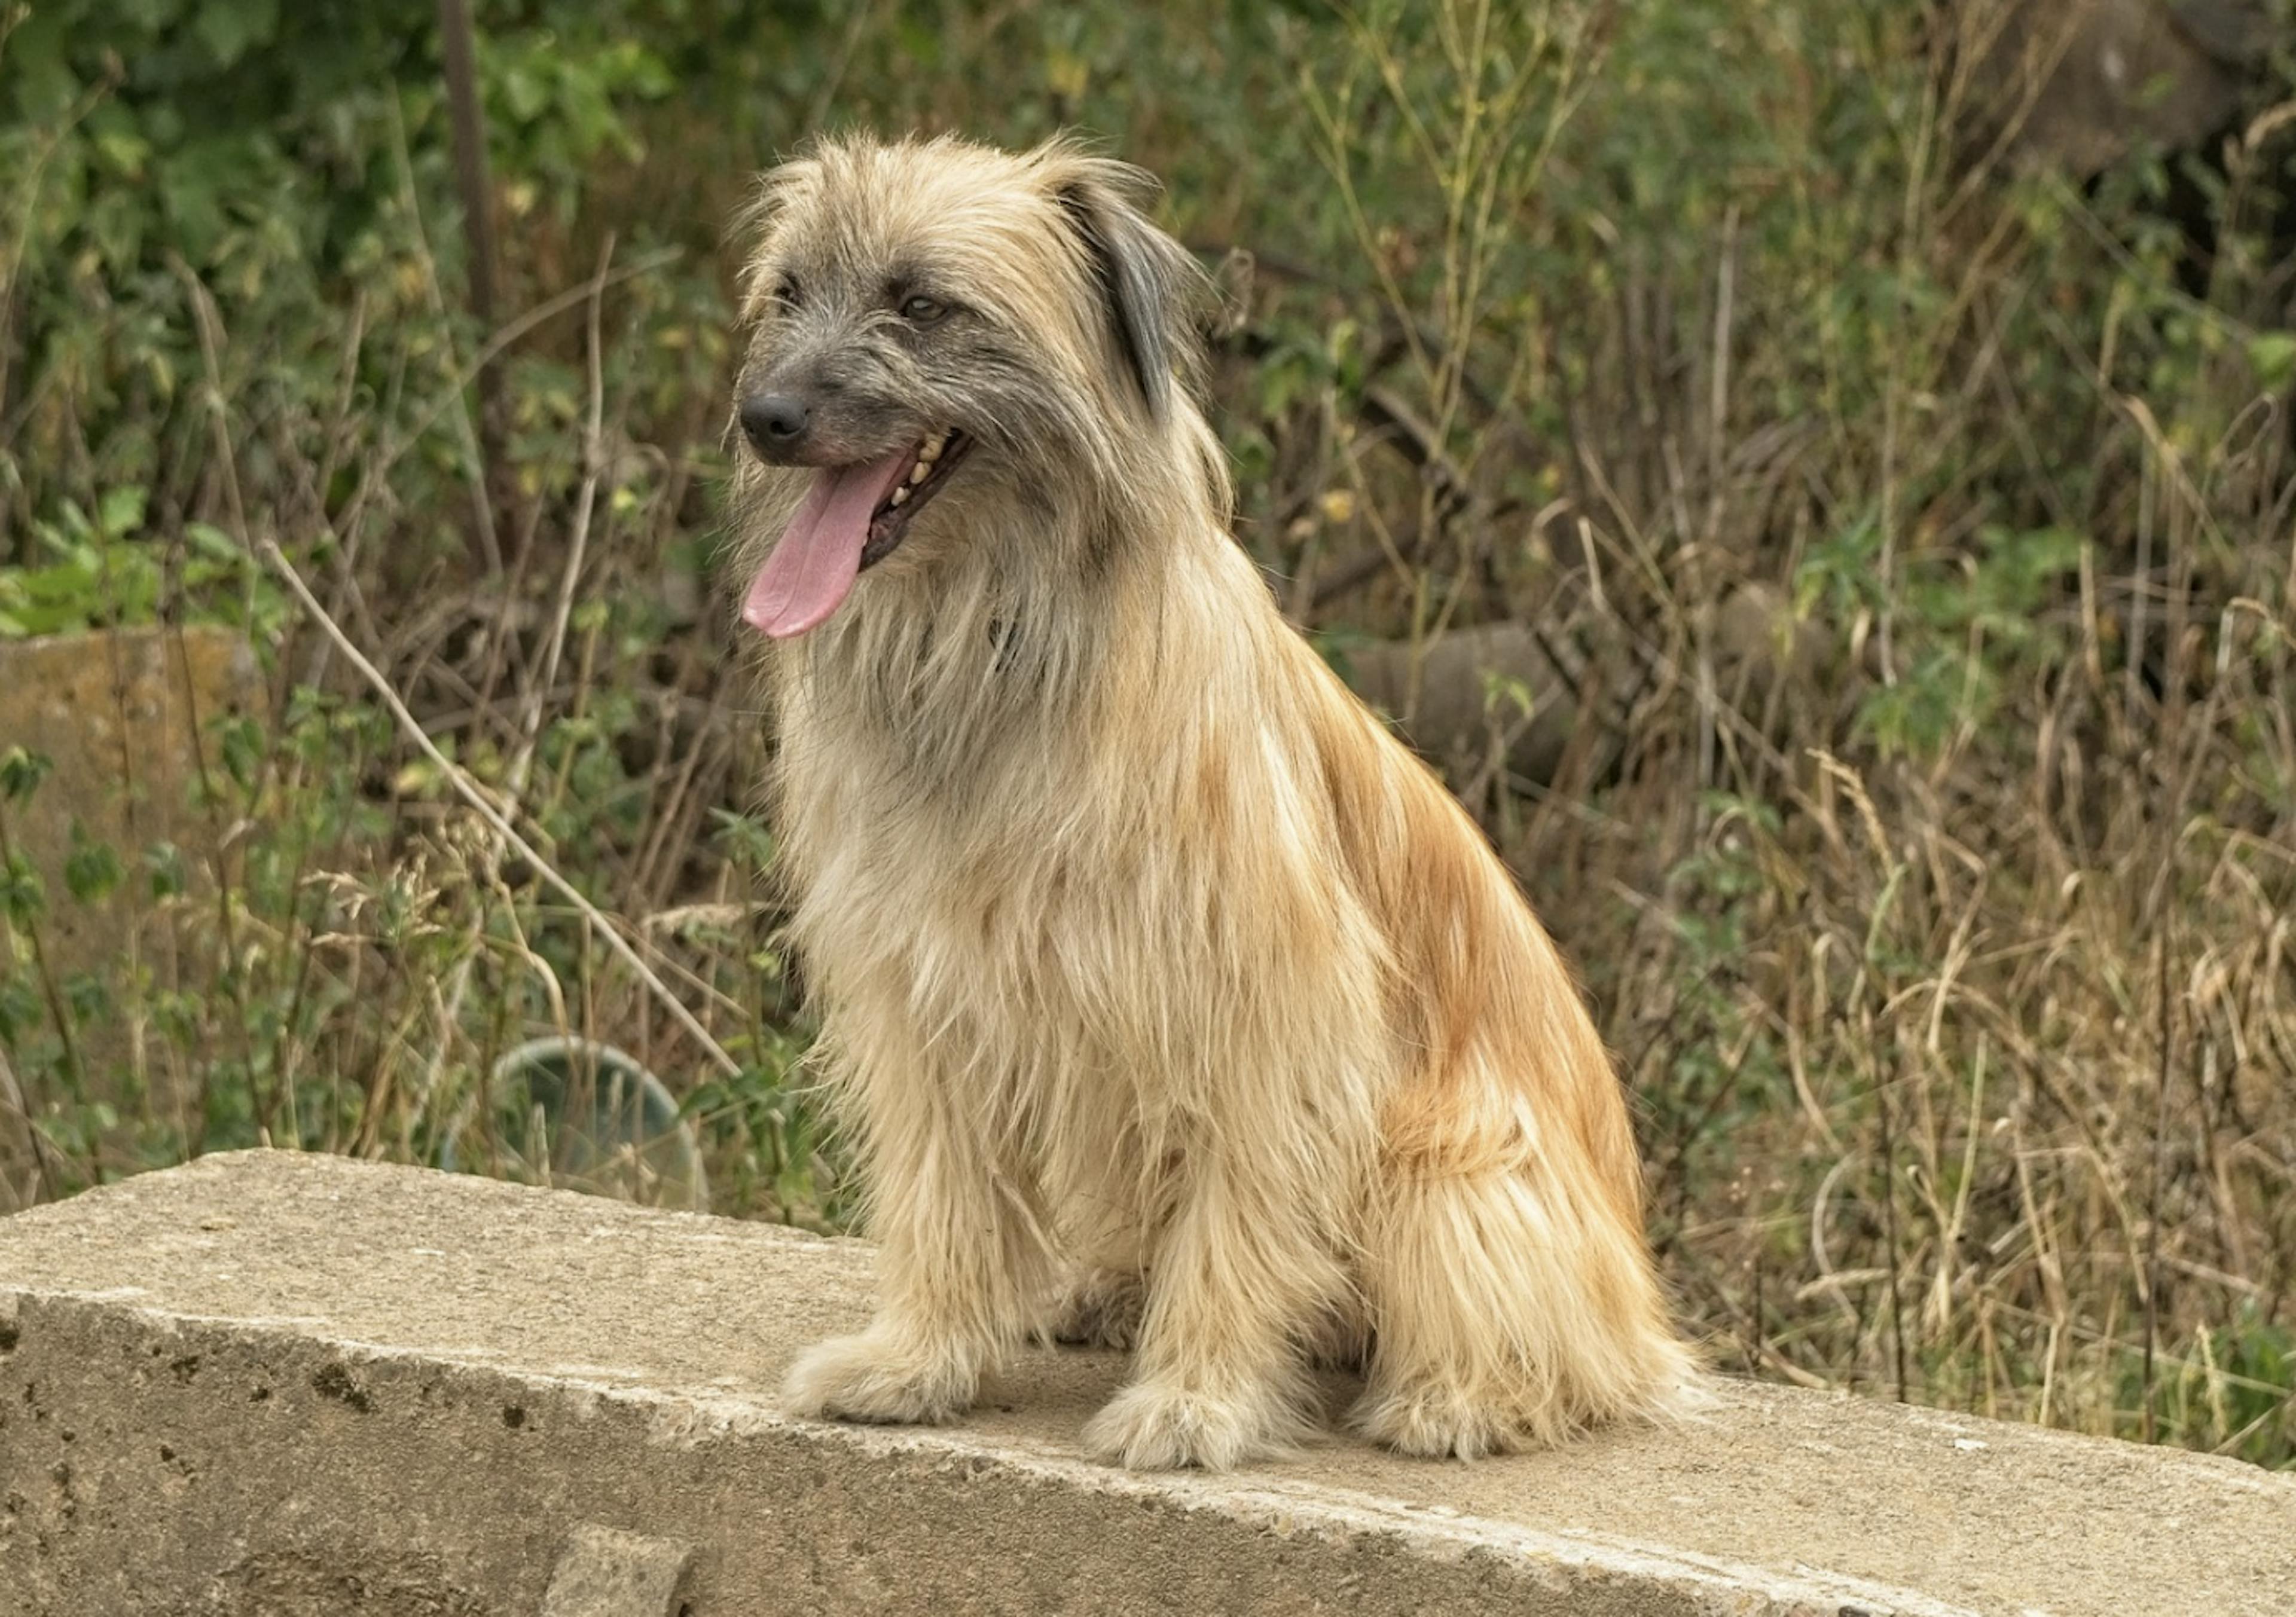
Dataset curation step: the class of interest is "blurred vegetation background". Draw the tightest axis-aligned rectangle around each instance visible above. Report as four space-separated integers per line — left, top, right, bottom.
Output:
1 0 2292 1467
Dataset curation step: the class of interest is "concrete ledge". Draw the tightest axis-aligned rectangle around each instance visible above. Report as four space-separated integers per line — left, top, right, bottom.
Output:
1 1154 2289 1616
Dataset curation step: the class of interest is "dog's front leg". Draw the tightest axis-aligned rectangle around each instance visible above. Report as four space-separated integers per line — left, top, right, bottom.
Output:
1082 1150 1342 1470
783 1060 1050 1425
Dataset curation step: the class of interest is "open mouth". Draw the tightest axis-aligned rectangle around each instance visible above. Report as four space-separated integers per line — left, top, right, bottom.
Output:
741 426 977 639
860 427 972 569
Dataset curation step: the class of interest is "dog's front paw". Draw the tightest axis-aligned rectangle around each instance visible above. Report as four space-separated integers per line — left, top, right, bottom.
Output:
1351 1381 1515 1460
1083 1380 1286 1471
782 1331 974 1426
1039 1268 1146 1352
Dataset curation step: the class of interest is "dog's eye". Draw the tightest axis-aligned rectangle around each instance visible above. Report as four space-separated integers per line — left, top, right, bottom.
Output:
774 277 802 308
900 294 948 325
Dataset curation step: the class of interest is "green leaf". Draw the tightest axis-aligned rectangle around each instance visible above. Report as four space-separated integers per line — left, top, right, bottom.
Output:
185 521 241 562
2247 332 2296 392
0 977 39 1043
63 971 111 1028
64 823 124 905
93 128 152 179
215 716 267 794
145 842 189 901
503 61 548 124
710 808 777 870
97 485 148 539
194 0 281 71
1 852 46 927
1 748 53 804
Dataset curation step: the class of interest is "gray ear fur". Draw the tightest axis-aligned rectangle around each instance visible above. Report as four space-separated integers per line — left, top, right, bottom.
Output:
1055 162 1206 420
734 155 821 321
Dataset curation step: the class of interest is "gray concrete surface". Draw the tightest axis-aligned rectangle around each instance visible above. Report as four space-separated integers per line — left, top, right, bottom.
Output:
1 1152 2289 1616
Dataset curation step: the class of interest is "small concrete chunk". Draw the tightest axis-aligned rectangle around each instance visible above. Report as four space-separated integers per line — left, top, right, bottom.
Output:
543 1526 691 1617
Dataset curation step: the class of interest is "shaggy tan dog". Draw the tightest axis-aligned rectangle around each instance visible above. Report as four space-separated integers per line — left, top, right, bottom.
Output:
728 133 1694 1469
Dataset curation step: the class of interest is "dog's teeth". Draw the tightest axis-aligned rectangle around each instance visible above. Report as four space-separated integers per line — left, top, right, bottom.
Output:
919 433 945 463
889 485 909 506
908 458 932 485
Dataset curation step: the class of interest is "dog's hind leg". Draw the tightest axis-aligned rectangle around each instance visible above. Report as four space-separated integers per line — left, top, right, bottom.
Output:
1352 1163 1562 1458
1042 1264 1147 1350
1036 1131 1157 1351
1351 1080 1692 1458
783 1034 1054 1426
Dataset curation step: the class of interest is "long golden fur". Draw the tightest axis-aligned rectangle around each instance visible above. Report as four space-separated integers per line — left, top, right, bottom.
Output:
728 133 1696 1469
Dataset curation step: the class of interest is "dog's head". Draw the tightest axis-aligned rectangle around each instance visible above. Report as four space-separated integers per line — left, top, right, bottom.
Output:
729 134 1210 638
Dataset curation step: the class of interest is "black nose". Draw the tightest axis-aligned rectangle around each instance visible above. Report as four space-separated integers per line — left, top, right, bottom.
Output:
740 392 810 454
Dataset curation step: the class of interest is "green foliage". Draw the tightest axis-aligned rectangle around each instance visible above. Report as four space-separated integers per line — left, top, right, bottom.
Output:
2209 1313 2296 1468
2120 1306 2296 1466
0 848 42 929
483 30 673 221
1857 525 2084 757
0 494 283 638
1798 521 2086 758
1640 793 1791 1199
0 747 53 803
61 822 120 904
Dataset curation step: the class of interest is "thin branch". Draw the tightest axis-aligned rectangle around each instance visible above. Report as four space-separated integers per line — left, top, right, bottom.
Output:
254 539 740 1079
435 0 512 567
172 266 740 1083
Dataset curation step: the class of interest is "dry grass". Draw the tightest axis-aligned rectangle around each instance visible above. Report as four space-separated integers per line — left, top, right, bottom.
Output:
1260 0 2296 1463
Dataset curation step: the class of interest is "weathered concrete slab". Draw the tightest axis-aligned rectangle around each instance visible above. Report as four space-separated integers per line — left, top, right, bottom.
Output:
1 1152 2289 1616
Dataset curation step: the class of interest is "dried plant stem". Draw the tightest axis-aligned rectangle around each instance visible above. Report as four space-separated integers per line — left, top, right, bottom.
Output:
520 234 616 780
254 539 739 1080
423 237 618 1112
172 265 738 1083
2143 928 2174 1444
0 805 86 1140
435 0 510 569
0 1043 56 1205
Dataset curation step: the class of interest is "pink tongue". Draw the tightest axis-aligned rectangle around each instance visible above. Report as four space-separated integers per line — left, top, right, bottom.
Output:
742 448 914 638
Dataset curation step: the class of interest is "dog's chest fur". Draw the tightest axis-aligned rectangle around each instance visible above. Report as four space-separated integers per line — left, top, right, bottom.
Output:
767 540 1393 1150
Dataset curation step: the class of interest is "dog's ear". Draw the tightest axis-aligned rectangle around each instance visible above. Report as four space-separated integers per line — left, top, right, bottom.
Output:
1052 158 1206 420
734 155 822 322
